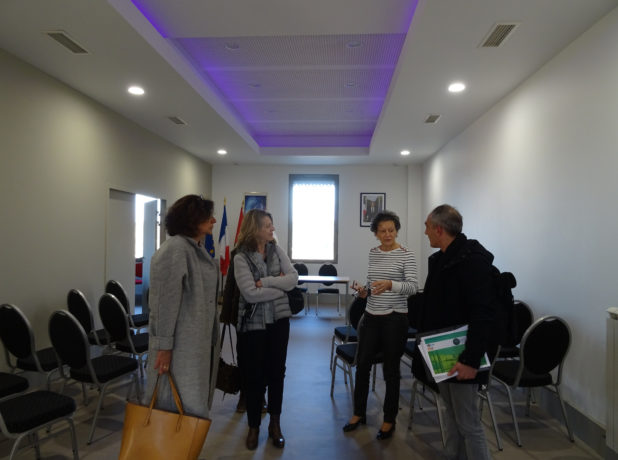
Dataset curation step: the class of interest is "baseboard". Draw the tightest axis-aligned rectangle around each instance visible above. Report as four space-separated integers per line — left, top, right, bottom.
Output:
537 388 617 459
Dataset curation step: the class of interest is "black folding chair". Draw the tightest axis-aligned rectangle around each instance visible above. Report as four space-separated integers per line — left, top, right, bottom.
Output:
99 293 149 378
293 263 309 314
316 264 340 316
489 315 574 446
105 279 149 329
0 386 79 460
48 309 140 444
0 304 60 390
67 289 110 347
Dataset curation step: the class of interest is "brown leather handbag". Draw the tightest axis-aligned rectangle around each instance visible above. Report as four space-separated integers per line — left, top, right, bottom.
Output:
119 372 211 460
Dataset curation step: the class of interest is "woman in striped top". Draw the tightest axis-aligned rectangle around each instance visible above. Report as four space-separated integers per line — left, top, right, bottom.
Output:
343 210 418 440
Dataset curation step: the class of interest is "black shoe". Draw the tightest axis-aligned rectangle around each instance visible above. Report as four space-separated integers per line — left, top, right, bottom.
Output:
342 416 366 432
376 423 396 440
246 427 259 450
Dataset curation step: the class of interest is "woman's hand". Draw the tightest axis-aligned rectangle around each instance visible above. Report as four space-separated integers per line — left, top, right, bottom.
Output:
370 280 392 295
154 350 172 375
255 279 263 288
351 281 368 299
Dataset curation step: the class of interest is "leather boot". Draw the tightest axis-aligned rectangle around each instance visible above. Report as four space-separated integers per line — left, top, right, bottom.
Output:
268 414 285 448
246 427 259 450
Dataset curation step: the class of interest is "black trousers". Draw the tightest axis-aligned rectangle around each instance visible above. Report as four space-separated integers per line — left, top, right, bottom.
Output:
237 318 290 428
353 312 408 423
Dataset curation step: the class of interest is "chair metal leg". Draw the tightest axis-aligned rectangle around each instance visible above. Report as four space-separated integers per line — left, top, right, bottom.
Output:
330 336 336 370
347 362 354 395
555 385 574 442
82 383 89 405
330 356 338 396
502 384 522 447
409 379 419 429
525 388 532 416
67 417 80 460
482 386 504 451
87 383 110 444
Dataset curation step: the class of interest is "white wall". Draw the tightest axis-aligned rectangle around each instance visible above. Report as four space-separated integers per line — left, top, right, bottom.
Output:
0 49 212 350
422 8 618 425
212 164 424 289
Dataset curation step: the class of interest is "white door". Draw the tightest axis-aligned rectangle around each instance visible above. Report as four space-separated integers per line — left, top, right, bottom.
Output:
105 189 135 311
141 199 158 314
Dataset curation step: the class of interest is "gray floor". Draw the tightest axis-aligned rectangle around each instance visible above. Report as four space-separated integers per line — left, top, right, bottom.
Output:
0 304 601 459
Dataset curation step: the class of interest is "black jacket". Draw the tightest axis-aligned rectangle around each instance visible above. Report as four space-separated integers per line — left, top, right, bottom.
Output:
411 233 498 384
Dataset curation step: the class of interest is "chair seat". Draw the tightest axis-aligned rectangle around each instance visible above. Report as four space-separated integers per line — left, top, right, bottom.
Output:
0 373 29 399
497 346 519 358
116 333 149 354
16 347 58 372
70 355 138 383
131 313 149 328
0 390 75 433
404 340 416 357
335 343 383 365
334 326 357 342
88 328 111 345
317 288 339 294
492 360 553 387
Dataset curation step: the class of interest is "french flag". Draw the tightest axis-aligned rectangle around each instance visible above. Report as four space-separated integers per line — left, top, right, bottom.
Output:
218 202 230 276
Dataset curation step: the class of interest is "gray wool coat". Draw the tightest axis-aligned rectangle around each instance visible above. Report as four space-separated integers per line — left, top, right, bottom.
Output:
144 235 220 418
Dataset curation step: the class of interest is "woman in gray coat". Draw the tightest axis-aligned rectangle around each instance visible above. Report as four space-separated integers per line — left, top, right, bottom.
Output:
145 194 219 419
234 209 298 450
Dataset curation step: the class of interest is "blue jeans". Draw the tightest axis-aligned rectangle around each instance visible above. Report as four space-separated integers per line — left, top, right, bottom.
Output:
437 382 492 460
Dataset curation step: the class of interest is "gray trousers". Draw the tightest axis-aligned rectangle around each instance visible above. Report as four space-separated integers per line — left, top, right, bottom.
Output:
437 382 492 460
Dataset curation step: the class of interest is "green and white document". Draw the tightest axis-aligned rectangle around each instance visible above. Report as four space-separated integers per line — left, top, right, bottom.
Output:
417 325 490 383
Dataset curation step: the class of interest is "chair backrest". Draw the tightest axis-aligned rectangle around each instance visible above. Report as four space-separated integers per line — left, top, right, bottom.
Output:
48 310 90 370
0 304 35 360
318 264 337 286
521 315 570 382
512 300 533 344
105 280 130 314
99 293 131 342
67 289 95 334
293 263 308 284
349 296 367 330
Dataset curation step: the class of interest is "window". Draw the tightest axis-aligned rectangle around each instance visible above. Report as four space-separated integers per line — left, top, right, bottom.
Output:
288 174 338 263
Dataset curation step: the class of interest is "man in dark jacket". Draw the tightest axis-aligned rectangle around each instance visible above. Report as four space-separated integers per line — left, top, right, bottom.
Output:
414 204 497 460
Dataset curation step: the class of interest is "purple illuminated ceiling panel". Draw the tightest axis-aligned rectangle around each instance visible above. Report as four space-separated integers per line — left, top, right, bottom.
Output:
132 2 416 149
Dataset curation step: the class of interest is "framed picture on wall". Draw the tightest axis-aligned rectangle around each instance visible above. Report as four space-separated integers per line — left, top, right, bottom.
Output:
244 193 267 212
360 193 385 227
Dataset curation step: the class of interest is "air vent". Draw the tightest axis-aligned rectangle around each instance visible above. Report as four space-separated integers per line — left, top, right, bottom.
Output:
45 31 89 54
168 116 188 126
480 23 519 48
424 114 441 124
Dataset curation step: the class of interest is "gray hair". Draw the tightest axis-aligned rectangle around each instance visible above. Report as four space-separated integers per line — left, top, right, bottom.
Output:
428 204 463 236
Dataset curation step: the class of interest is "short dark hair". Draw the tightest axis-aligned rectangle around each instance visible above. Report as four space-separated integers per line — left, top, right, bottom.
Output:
370 210 401 234
428 204 462 236
165 195 214 237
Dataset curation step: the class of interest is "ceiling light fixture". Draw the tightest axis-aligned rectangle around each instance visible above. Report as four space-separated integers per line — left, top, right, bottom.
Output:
217 149 227 155
225 42 240 51
448 82 466 93
128 86 145 96
346 40 362 48
400 150 411 156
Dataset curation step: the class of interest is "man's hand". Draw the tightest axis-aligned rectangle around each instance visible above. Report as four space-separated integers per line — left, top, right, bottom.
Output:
447 361 478 380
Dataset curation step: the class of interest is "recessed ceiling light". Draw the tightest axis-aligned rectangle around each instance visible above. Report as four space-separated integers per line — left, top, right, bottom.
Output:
217 149 227 155
225 42 240 51
448 82 466 93
128 86 145 96
346 40 362 48
400 150 411 156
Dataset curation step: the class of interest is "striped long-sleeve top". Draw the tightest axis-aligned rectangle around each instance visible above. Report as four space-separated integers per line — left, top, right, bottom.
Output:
366 245 418 315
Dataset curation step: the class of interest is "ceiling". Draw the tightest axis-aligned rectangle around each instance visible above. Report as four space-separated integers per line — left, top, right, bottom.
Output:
0 0 615 165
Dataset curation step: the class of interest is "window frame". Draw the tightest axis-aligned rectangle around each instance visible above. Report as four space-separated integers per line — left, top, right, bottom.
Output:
288 174 339 264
